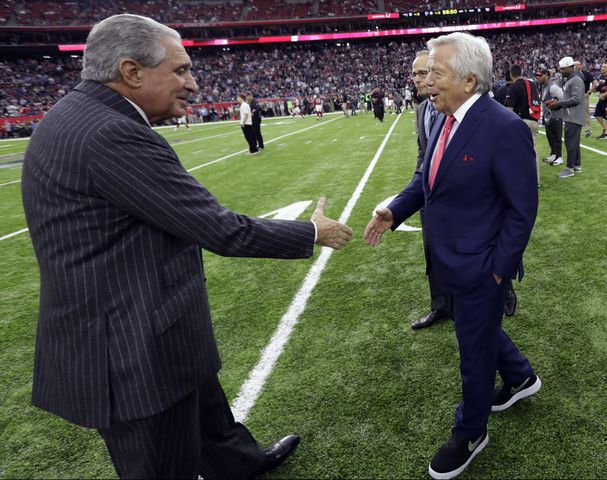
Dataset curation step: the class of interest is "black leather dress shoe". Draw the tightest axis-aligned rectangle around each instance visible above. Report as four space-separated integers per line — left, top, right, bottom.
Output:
504 283 517 317
256 434 301 476
411 310 448 330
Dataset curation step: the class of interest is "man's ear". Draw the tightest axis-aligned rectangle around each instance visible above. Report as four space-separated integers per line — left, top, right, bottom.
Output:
118 59 143 88
464 75 477 94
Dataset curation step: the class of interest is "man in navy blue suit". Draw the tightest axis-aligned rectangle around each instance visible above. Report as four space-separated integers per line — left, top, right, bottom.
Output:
364 32 541 479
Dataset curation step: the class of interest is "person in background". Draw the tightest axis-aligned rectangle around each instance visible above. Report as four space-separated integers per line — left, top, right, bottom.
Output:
407 49 449 331
573 60 594 138
238 92 258 154
246 92 264 151
547 56 585 178
589 62 607 139
536 68 564 166
505 64 540 183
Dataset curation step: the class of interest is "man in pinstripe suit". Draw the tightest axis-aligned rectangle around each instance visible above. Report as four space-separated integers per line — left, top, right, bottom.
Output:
21 14 352 479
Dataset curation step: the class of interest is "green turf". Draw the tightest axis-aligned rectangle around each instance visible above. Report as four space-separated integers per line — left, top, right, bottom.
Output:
1 109 606 479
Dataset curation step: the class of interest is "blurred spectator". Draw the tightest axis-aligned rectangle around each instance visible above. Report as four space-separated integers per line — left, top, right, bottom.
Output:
1 24 606 130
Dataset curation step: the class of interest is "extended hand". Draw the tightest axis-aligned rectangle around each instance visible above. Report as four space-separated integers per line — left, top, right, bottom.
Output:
310 197 353 250
363 208 394 246
545 99 559 110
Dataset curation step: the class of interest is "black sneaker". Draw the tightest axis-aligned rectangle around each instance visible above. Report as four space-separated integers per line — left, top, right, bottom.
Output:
429 432 488 479
596 133 607 139
492 374 541 412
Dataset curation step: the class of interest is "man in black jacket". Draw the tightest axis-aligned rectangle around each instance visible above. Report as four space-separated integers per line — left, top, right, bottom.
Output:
247 92 264 150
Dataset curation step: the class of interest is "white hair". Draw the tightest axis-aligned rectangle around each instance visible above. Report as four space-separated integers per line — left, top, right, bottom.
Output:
82 14 181 83
427 32 492 94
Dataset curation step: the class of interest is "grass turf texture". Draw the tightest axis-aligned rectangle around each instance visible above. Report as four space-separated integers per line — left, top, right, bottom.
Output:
1 110 606 479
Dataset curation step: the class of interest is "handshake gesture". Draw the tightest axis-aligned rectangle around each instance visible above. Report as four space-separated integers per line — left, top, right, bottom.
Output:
310 197 353 250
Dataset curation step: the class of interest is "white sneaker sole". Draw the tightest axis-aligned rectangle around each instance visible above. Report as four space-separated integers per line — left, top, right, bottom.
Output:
428 434 489 480
492 375 542 412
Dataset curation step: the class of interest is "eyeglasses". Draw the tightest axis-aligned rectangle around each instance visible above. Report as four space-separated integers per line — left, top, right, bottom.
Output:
412 70 428 78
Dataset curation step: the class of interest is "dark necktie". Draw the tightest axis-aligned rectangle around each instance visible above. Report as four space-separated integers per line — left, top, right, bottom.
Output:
425 102 438 138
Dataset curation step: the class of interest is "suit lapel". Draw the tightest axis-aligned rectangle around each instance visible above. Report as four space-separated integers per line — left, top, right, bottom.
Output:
417 99 427 143
428 94 490 194
73 80 150 127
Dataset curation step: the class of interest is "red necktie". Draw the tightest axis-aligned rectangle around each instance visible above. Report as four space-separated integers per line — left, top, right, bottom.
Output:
429 115 455 190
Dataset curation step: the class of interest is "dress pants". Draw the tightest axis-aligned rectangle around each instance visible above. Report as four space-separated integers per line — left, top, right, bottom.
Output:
421 209 447 314
449 276 535 440
98 375 265 479
544 116 563 158
241 125 258 153
373 105 384 122
564 122 582 168
252 117 264 149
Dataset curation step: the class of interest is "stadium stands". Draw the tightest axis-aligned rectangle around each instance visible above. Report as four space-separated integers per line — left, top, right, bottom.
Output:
0 0 603 25
1 22 604 132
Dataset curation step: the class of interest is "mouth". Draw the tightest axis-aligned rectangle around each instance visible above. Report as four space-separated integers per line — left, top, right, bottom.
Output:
429 93 439 102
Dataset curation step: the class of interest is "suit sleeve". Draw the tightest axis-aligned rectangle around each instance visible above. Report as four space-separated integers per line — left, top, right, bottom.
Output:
387 169 425 230
491 117 539 279
87 119 315 259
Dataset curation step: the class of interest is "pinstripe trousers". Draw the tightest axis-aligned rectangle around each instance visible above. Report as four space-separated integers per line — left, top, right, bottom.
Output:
98 375 265 479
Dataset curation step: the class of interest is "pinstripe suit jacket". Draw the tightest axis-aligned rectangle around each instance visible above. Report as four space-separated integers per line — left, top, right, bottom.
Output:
22 80 316 429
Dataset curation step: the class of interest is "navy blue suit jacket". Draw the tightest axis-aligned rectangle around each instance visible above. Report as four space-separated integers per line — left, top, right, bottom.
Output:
22 81 316 428
388 94 538 294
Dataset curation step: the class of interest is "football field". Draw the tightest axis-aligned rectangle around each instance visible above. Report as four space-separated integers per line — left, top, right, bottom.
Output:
1 110 606 479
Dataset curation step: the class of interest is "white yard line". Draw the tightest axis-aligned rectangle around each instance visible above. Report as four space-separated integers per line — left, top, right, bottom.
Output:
0 227 29 242
187 116 342 172
231 114 403 423
0 179 21 187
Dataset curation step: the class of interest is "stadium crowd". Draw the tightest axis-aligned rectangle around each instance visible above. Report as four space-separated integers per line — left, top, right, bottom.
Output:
0 23 605 136
1 0 601 25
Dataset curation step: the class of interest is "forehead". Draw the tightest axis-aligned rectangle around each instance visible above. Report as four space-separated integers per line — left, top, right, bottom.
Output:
428 45 454 66
412 54 429 69
159 36 191 66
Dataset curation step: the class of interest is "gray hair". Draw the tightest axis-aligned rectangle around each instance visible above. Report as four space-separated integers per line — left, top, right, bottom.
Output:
82 14 181 83
427 32 492 94
415 49 429 58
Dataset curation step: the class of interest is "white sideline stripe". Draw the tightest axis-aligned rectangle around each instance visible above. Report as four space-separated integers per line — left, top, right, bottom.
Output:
0 179 20 187
0 227 28 242
187 116 341 172
538 130 607 156
231 114 402 423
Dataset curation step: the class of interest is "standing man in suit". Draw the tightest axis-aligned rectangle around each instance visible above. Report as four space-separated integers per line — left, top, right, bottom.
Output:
247 92 265 151
364 32 541 479
409 49 449 330
21 14 353 480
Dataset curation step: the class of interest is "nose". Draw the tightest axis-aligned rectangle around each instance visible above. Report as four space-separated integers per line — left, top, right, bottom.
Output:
185 71 199 94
